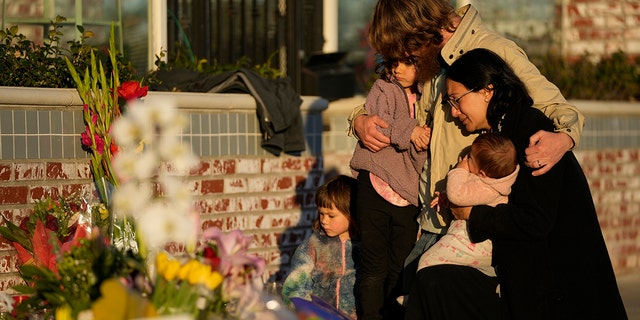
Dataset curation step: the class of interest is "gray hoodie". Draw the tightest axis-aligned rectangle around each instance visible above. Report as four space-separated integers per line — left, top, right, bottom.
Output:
350 78 428 207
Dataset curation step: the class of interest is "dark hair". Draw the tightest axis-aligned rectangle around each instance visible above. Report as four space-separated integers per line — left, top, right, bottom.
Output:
376 56 420 93
369 0 455 82
446 48 533 130
369 0 455 61
471 133 517 178
314 175 359 236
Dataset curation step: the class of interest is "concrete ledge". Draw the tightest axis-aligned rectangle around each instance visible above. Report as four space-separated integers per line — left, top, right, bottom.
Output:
324 96 640 117
571 100 640 116
0 86 329 113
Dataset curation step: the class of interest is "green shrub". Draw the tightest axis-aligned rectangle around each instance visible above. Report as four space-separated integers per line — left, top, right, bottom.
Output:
0 16 136 88
0 16 280 89
142 42 282 89
533 51 640 101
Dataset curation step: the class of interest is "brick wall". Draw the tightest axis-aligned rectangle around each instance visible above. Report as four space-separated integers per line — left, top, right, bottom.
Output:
0 87 329 293
575 149 640 272
456 0 640 60
0 156 325 292
0 88 639 296
554 0 640 59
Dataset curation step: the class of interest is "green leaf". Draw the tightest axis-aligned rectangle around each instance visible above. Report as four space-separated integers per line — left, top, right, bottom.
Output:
12 284 36 294
19 264 57 281
0 222 31 251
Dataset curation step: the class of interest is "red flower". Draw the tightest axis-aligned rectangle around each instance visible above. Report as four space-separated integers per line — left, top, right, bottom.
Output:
94 134 105 154
60 224 91 254
203 246 221 271
18 216 29 232
117 81 148 101
110 142 119 156
44 214 59 232
81 127 92 148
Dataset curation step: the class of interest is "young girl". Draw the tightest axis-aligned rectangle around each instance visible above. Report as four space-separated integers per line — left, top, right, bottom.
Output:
281 175 359 319
349 57 430 319
419 133 519 276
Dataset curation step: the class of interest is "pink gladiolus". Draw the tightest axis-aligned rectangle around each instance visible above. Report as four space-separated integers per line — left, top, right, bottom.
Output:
94 134 105 154
81 128 92 148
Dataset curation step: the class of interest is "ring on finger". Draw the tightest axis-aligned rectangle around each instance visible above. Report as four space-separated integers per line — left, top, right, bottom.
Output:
537 160 541 167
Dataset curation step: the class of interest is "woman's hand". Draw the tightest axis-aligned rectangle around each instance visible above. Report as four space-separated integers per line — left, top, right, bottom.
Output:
525 131 573 176
354 114 391 152
450 205 472 220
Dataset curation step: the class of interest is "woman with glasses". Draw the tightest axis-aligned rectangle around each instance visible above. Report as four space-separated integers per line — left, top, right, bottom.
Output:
404 48 627 320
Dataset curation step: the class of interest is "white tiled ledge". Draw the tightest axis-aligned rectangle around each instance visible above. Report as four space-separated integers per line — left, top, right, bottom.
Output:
325 95 640 117
0 86 329 113
3 86 638 116
568 100 640 116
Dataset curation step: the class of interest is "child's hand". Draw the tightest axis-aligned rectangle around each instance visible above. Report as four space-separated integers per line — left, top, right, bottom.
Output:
455 154 470 171
411 125 431 151
429 191 449 212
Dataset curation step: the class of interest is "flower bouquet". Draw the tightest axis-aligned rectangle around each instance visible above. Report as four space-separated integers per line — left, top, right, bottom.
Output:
0 95 294 320
0 23 299 320
65 24 149 252
0 193 136 319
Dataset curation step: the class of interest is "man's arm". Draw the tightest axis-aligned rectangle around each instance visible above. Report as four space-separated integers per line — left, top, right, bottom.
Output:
502 46 585 176
524 131 572 176
524 98 583 175
347 104 390 152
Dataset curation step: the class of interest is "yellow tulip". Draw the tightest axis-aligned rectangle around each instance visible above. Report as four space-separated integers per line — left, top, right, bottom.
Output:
163 259 181 281
156 252 170 274
205 271 224 290
177 260 200 280
187 263 211 285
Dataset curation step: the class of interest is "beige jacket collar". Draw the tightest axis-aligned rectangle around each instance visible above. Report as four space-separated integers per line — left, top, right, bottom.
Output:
441 4 482 67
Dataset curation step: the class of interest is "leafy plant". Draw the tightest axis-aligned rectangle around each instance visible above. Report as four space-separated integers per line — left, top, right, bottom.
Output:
0 194 108 255
143 42 282 89
533 50 640 101
12 235 146 319
0 16 137 88
65 25 132 206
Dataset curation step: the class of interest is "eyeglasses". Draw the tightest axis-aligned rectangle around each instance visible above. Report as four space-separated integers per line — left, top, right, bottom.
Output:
447 88 475 111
